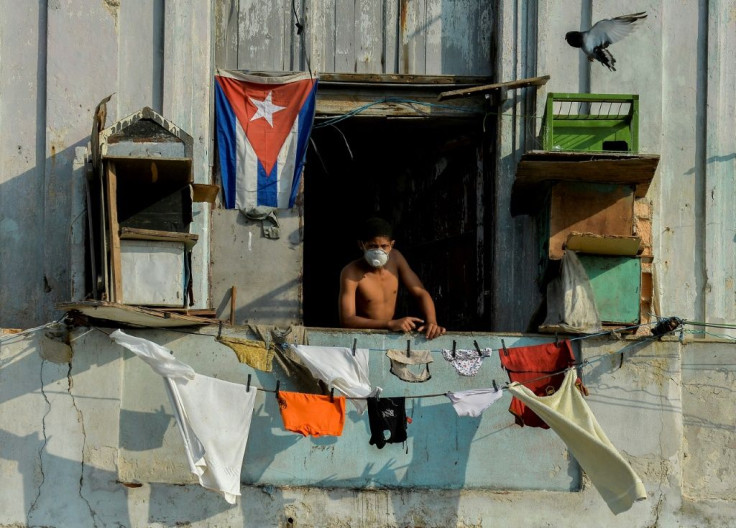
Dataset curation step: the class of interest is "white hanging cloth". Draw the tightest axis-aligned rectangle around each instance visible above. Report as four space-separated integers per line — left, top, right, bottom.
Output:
285 344 377 413
111 330 256 504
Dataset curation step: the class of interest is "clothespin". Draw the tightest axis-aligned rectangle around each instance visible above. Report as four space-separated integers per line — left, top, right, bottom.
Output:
406 339 411 358
473 340 482 356
330 388 335 402
352 337 357 357
275 380 280 396
492 379 498 392
217 320 223 339
452 340 457 358
501 339 509 356
246 374 251 392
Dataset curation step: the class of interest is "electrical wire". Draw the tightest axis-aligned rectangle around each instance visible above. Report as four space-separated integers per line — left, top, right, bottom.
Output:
82 320 674 401
0 315 67 344
15 313 709 401
313 97 484 129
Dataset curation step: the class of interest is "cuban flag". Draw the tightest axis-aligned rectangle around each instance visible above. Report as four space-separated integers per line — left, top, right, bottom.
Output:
214 70 318 210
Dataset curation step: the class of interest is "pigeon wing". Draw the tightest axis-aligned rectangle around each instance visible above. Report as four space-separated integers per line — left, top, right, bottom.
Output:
583 12 646 52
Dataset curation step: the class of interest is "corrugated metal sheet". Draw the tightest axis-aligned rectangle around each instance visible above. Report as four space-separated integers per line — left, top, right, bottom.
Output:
216 0 494 75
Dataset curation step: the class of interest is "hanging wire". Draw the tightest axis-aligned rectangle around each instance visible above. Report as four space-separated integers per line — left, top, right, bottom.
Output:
0 315 67 344
291 0 313 78
684 328 736 342
313 97 508 129
21 313 702 401
682 320 736 330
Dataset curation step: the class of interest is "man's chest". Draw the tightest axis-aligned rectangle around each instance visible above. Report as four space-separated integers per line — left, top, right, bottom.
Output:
357 270 399 300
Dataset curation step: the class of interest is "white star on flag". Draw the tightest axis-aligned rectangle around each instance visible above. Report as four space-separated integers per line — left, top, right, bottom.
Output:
249 91 286 127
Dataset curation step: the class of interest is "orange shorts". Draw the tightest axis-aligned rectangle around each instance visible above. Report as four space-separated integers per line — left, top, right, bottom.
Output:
277 391 346 437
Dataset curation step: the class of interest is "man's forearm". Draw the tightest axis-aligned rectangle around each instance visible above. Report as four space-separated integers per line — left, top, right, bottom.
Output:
341 314 390 329
416 291 439 324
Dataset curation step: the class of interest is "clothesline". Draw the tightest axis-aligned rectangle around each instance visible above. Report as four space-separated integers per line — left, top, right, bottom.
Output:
89 324 672 401
249 333 664 400
4 313 715 402
3 312 700 354
105 325 652 512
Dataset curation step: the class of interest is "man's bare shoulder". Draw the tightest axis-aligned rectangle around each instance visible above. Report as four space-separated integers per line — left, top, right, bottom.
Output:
340 258 367 280
388 248 409 268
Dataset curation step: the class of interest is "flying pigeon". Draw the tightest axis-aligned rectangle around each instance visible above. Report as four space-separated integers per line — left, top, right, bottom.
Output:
565 12 647 71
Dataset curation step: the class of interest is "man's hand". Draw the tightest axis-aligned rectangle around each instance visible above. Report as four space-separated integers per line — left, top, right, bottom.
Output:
418 321 446 340
388 317 425 333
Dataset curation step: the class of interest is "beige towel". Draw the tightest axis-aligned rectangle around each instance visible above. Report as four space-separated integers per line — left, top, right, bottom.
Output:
217 336 273 372
508 369 647 514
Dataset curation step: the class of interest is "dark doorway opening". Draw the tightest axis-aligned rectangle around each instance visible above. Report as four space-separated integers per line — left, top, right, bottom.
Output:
303 115 490 331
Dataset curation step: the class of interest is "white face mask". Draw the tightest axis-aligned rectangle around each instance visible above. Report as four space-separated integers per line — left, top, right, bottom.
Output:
364 248 389 268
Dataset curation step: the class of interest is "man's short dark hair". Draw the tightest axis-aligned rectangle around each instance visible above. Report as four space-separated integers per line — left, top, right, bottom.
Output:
358 217 393 241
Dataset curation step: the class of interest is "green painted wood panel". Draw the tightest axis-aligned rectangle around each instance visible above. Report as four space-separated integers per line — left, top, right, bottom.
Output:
578 254 641 324
543 93 639 153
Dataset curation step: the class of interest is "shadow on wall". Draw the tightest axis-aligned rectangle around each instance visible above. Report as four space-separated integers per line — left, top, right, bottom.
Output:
0 427 132 527
215 277 302 326
0 330 119 407
683 152 736 175
0 141 88 328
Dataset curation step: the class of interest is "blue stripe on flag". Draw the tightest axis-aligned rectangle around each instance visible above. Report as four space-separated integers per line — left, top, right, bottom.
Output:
289 80 318 207
257 160 278 207
214 81 237 209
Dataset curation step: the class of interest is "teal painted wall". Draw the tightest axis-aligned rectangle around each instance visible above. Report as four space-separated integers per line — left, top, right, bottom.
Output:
579 255 641 324
118 329 581 492
238 331 581 491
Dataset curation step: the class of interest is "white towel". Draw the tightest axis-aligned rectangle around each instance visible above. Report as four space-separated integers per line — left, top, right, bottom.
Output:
166 374 256 504
508 369 647 514
287 344 376 413
446 387 503 417
110 329 195 380
111 330 256 504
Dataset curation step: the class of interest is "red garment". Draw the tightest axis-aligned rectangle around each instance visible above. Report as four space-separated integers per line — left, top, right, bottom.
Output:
499 340 578 428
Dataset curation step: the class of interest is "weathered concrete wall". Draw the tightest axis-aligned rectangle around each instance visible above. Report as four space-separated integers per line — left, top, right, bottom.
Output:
0 0 213 327
2 1 736 525
3 328 736 527
210 208 304 325
0 2 50 327
494 0 736 333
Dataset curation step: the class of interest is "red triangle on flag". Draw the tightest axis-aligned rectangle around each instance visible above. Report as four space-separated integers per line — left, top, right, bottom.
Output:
216 76 315 175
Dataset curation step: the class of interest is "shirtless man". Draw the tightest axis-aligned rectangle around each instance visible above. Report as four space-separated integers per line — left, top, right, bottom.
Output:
338 217 446 340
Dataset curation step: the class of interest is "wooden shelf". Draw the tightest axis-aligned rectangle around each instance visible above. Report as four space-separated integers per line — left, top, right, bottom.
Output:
120 227 199 250
58 301 218 328
565 232 642 256
511 150 660 216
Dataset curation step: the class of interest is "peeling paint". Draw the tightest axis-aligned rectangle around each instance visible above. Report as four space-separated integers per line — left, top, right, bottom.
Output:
0 217 20 243
102 0 120 26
